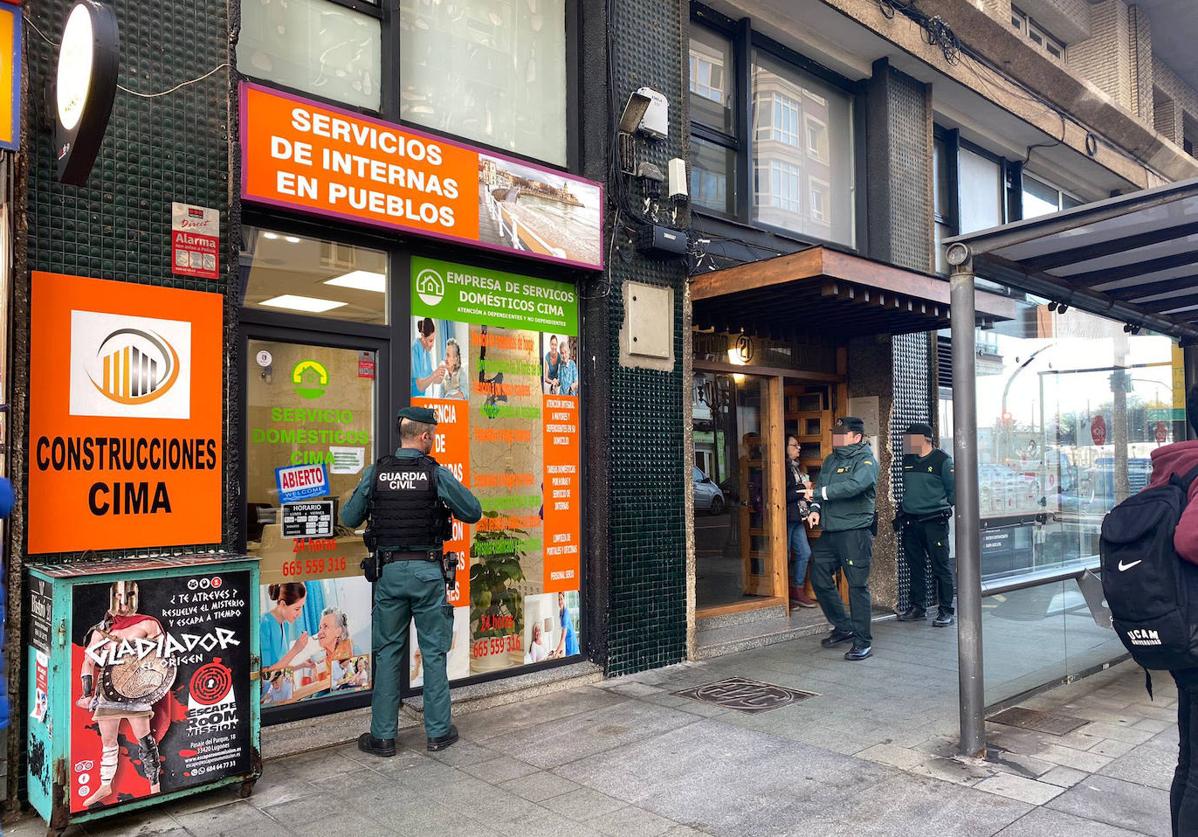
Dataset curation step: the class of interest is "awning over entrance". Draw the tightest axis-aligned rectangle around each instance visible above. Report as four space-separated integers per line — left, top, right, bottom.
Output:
944 177 1198 343
691 246 1016 337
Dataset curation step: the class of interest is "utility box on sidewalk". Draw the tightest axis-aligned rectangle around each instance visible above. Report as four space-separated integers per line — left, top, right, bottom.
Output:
25 554 260 834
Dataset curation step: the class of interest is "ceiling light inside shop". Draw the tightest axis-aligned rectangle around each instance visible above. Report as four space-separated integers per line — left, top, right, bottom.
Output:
325 270 386 293
284 236 302 244
262 232 280 240
259 294 347 313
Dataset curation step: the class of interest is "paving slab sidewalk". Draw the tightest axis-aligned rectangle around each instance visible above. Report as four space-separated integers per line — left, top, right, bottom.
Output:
5 625 1177 836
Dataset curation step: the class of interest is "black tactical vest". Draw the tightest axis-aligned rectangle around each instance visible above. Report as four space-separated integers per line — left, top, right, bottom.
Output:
367 454 443 549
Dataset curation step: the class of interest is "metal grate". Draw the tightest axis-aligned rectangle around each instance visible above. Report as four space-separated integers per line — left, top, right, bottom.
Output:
989 706 1088 736
674 677 818 714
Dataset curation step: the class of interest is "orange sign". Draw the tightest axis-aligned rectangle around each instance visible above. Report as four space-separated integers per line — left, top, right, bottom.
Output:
416 397 472 603
239 82 604 271
542 395 580 592
29 273 224 553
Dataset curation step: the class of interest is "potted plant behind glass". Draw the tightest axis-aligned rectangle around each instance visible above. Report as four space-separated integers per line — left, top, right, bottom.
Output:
469 510 527 674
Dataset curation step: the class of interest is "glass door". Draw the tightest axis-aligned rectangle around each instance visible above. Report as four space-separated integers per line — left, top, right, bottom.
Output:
244 337 380 715
694 371 781 611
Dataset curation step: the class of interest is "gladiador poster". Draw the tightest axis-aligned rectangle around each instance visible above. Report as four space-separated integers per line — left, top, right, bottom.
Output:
69 570 252 814
412 257 582 678
240 83 603 271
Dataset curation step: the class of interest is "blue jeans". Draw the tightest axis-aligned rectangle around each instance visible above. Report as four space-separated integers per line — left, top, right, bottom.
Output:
788 520 812 586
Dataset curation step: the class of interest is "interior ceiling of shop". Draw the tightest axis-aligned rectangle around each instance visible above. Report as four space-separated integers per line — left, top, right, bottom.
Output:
1134 0 1198 90
707 0 1135 199
950 177 1198 339
691 246 1015 338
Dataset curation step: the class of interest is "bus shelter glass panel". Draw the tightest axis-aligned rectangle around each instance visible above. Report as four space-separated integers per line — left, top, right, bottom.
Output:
970 299 1183 704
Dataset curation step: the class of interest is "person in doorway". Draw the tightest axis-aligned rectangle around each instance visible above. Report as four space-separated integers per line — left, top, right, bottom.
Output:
785 435 816 608
804 417 879 661
1158 386 1198 836
895 423 957 627
412 317 447 397
543 335 561 394
342 406 482 757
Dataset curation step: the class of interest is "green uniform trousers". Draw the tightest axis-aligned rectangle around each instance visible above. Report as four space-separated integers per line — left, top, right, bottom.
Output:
811 528 874 643
370 559 453 740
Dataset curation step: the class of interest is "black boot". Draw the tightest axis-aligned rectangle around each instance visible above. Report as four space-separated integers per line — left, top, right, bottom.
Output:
820 628 854 648
896 607 926 622
933 610 955 627
844 642 873 661
427 724 459 752
358 733 397 758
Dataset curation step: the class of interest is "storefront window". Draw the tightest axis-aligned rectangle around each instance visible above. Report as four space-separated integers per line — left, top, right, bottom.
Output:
408 257 583 678
238 0 381 111
751 51 854 246
246 340 378 711
399 0 567 166
241 228 389 325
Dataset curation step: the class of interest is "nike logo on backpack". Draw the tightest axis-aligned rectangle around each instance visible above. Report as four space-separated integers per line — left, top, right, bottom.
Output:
1118 559 1143 572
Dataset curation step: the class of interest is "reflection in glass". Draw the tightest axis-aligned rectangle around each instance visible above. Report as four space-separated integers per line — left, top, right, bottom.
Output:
238 0 381 111
694 373 776 608
690 137 737 216
751 51 854 245
241 227 389 325
400 0 567 165
690 28 735 133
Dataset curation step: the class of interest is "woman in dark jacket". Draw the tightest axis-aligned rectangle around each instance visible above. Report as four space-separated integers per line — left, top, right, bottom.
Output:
785 435 816 607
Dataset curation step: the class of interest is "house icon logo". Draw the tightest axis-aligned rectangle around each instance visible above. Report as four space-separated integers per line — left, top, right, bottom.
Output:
292 359 329 400
416 268 445 308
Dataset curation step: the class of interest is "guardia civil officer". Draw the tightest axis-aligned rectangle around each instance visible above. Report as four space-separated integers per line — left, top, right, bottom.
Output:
341 406 482 757
803 417 879 661
895 423 957 627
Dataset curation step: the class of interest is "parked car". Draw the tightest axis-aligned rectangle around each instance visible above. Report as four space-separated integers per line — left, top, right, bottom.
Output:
693 466 726 514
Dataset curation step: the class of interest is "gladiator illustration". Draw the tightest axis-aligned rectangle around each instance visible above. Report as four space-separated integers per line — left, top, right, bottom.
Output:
75 581 177 807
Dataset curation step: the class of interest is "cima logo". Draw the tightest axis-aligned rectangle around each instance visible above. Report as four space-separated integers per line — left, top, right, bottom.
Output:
415 268 445 307
292 359 329 400
88 328 180 405
70 311 192 420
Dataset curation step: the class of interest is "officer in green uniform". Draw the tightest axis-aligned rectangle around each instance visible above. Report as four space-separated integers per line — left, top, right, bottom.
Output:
804 417 879 661
895 422 956 627
341 406 482 757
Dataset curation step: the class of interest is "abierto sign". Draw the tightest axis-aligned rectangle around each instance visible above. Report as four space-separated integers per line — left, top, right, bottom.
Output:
29 273 223 554
239 83 603 271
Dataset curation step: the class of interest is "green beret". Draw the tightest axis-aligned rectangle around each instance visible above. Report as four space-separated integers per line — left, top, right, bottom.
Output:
397 406 438 425
834 416 865 434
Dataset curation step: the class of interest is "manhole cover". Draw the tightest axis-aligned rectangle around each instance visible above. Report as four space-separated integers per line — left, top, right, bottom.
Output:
673 677 817 714
989 706 1087 736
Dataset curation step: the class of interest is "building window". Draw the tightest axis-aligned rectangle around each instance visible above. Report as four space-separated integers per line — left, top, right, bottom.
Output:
1022 174 1083 219
751 50 854 245
241 227 390 324
957 146 1004 235
690 136 737 215
933 133 956 274
690 27 735 134
399 0 567 165
1011 6 1066 61
238 0 383 111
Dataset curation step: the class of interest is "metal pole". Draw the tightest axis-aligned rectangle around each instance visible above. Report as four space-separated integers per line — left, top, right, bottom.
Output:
949 246 985 758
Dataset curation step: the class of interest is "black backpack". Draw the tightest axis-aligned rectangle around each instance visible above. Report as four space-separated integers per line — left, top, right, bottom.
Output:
1100 465 1198 675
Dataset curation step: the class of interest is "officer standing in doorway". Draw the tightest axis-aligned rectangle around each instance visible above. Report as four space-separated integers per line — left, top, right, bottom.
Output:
803 417 879 661
341 406 482 757
895 422 956 627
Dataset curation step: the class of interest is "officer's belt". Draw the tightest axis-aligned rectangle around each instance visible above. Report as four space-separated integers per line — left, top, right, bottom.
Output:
379 549 442 564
